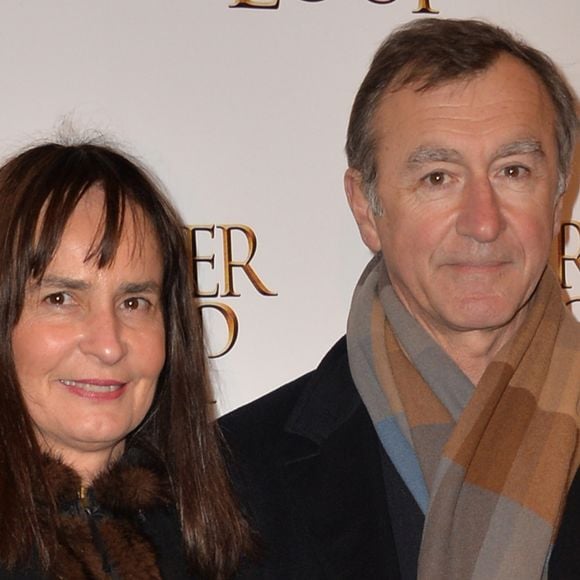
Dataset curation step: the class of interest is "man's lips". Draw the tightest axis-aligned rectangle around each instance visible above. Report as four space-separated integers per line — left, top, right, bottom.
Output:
443 259 512 269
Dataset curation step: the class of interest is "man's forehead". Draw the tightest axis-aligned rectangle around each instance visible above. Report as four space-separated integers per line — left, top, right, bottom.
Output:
371 55 556 145
386 52 547 100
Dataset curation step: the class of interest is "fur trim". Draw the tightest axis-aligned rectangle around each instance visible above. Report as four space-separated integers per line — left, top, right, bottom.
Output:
93 461 171 514
39 454 82 505
36 447 172 579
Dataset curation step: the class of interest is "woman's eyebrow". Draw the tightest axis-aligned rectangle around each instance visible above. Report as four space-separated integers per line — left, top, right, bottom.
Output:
36 277 161 294
119 281 161 294
36 275 89 290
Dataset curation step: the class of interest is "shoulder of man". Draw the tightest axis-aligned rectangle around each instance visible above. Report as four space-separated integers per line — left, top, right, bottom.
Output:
219 336 350 451
219 337 356 580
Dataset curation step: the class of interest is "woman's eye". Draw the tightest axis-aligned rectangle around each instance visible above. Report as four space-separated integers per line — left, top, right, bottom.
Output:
43 292 69 306
122 297 150 311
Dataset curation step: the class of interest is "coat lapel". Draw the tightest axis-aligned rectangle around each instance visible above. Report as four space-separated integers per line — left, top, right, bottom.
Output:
280 338 400 579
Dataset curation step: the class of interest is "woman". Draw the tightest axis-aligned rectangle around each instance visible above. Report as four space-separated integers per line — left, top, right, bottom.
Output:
0 142 251 579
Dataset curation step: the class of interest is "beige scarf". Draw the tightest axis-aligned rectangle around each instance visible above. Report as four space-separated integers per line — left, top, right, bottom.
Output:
347 257 580 579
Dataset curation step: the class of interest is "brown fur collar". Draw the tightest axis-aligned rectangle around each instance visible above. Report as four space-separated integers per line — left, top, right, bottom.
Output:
36 446 174 580
40 445 173 514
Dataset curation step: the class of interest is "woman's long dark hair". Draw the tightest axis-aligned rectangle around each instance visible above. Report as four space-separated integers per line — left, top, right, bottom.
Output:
0 142 252 578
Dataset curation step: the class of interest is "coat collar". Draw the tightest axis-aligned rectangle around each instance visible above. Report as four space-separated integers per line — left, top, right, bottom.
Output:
38 444 172 514
278 337 400 578
284 337 361 446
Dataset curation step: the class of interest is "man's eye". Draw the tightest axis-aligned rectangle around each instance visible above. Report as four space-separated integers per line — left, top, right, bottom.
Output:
424 171 447 186
503 165 528 178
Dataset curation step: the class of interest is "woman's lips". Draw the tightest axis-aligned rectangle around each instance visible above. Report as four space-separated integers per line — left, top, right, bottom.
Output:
59 379 127 399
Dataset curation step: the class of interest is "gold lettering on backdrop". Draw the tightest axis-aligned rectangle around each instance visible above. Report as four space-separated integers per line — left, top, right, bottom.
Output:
199 302 240 358
189 225 219 298
219 224 278 297
230 0 279 7
230 0 439 12
558 221 580 290
413 0 438 13
187 224 276 358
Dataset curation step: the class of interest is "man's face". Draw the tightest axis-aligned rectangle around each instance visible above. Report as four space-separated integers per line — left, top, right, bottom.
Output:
346 55 562 339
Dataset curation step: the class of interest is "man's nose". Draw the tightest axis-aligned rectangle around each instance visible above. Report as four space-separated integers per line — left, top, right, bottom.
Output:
78 306 128 365
456 176 505 243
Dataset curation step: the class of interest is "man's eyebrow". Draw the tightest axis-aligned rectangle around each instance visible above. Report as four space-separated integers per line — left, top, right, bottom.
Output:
406 146 463 166
494 139 545 159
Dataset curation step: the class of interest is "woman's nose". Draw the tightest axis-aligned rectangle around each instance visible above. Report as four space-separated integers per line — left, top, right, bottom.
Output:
78 307 128 365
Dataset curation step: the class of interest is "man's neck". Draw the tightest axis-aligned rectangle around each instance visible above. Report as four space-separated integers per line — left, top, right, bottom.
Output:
400 299 532 385
428 321 524 384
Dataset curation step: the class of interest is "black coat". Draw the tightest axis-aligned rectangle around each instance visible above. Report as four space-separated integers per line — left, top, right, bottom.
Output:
222 337 580 580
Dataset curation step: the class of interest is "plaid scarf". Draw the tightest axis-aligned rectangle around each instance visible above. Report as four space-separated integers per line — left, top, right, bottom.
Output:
347 255 580 580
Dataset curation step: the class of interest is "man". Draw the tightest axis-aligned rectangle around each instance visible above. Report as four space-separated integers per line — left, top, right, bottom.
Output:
223 19 580 579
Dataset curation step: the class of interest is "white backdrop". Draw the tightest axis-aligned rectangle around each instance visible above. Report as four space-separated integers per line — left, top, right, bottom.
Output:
0 0 578 413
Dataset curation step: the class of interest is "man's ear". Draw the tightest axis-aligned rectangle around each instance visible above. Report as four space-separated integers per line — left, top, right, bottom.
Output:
344 168 381 252
552 192 564 239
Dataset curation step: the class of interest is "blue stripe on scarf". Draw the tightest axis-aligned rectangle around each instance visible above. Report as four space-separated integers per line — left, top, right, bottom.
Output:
376 416 429 513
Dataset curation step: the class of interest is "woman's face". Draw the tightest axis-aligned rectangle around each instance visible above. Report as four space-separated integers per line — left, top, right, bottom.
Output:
12 187 166 477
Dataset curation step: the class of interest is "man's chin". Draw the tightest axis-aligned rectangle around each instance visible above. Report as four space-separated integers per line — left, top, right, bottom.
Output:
437 298 526 334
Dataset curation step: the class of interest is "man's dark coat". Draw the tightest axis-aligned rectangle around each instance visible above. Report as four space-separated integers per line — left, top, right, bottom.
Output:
221 337 580 580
